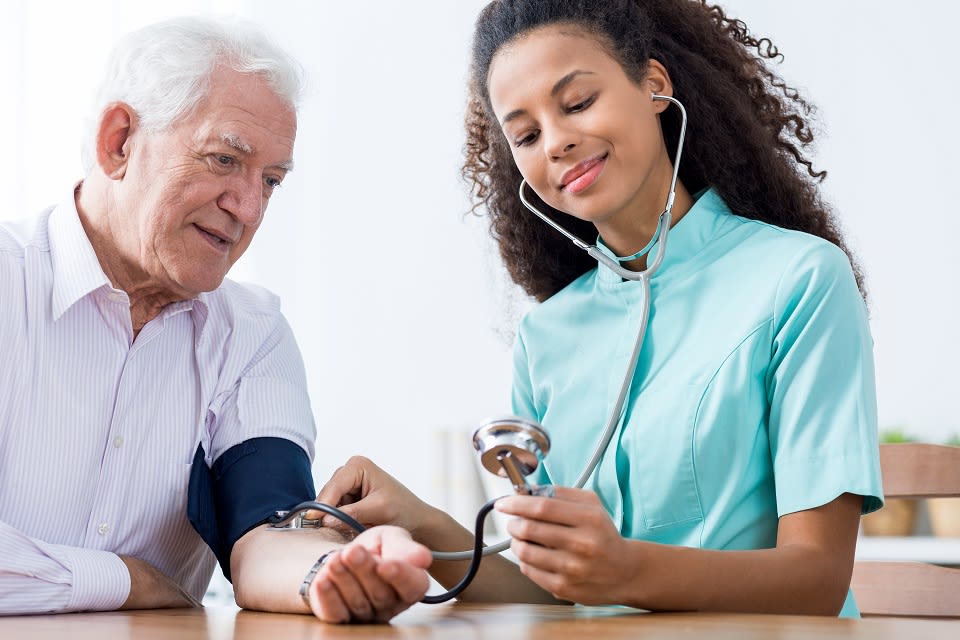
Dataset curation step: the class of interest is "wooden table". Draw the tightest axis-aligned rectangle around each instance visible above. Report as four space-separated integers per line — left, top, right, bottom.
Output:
1 603 955 639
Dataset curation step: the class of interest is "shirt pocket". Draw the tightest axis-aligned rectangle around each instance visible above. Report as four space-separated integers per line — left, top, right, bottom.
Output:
620 381 703 530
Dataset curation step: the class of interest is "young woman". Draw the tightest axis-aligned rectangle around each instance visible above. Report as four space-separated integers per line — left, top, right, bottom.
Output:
312 0 882 619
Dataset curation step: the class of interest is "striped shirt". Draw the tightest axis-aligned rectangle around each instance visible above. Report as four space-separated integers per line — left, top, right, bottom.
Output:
0 192 316 614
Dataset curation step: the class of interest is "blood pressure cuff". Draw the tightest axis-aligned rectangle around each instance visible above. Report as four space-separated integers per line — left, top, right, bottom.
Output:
187 437 316 582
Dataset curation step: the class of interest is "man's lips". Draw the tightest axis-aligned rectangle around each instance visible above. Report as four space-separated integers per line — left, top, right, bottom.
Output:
560 154 607 194
194 224 236 248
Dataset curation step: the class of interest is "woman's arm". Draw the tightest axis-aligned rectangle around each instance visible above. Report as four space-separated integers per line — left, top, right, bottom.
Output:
498 488 862 615
315 456 563 604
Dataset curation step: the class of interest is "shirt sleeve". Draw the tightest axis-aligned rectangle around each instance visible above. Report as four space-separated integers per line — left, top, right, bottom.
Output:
0 520 130 615
208 313 316 462
767 242 884 517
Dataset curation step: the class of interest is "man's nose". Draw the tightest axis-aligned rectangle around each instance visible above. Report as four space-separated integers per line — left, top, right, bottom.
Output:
220 173 265 226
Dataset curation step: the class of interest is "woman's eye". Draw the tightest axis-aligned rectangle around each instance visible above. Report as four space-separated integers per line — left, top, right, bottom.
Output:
567 95 596 113
515 131 539 147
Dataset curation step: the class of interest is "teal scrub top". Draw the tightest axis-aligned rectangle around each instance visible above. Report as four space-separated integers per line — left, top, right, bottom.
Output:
511 189 884 617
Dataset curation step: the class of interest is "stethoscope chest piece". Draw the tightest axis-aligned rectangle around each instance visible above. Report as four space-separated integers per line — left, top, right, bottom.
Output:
472 416 550 494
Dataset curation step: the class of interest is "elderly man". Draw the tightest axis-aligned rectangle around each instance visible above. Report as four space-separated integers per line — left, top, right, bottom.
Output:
0 16 429 623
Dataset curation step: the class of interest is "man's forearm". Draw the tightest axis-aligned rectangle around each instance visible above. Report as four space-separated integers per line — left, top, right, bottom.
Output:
230 524 348 613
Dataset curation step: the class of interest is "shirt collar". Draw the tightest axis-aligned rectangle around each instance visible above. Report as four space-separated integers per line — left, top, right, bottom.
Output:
49 187 112 320
594 187 734 285
48 185 211 331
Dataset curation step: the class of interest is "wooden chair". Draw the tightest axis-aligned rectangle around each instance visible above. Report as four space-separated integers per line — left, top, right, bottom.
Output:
851 443 960 617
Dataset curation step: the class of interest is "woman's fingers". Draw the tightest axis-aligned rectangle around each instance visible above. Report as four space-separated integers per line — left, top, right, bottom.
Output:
496 493 595 527
505 514 575 549
312 459 369 515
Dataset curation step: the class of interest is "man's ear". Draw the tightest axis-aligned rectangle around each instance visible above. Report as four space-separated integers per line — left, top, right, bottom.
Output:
95 103 137 180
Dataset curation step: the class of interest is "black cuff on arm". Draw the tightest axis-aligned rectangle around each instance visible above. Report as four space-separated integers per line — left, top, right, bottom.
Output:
187 437 316 582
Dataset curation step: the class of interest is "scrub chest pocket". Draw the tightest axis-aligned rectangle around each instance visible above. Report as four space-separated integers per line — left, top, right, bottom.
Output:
619 380 704 531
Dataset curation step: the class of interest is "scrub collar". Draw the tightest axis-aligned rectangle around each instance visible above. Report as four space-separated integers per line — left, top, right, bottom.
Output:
593 188 734 286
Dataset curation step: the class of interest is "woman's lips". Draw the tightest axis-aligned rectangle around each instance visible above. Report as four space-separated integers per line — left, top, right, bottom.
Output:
561 155 607 194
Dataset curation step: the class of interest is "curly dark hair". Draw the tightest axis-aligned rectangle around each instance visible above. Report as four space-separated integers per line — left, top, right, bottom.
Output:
463 0 864 302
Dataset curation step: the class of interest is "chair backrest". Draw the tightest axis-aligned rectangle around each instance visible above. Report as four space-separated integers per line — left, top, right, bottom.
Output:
851 443 960 617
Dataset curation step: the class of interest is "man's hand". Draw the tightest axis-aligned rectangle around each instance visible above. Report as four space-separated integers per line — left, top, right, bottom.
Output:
119 555 200 610
305 526 431 623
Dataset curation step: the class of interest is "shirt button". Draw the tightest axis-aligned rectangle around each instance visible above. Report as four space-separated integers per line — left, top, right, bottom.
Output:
113 435 124 448
97 523 110 535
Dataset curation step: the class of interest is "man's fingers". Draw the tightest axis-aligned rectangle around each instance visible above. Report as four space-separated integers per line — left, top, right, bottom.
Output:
338 545 405 613
375 560 430 605
323 552 378 621
308 574 351 624
376 528 433 569
354 526 432 569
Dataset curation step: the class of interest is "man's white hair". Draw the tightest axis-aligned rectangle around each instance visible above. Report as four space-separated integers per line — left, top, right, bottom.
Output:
82 15 303 172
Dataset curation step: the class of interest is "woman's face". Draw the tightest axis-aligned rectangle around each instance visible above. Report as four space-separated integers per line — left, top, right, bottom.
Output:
488 24 674 233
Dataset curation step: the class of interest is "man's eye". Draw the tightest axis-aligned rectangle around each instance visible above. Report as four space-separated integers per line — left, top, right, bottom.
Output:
216 155 235 166
264 176 282 189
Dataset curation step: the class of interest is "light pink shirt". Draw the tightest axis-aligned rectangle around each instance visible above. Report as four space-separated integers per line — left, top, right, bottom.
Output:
0 194 316 614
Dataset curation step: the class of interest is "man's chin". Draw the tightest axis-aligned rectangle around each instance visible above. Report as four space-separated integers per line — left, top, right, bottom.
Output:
177 274 228 297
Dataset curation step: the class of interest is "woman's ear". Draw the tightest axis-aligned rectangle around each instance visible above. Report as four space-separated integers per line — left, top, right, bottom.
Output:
95 103 137 180
645 59 674 114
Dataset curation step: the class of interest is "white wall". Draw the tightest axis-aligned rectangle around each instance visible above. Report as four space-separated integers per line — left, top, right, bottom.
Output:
3 1 959 510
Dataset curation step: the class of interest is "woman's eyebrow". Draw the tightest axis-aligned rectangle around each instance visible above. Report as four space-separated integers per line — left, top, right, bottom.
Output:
500 70 595 125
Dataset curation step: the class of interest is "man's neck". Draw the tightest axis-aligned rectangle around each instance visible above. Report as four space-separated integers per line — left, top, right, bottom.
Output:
75 179 189 336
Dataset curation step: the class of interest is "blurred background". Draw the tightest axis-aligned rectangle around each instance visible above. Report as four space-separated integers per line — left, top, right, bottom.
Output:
3 0 958 530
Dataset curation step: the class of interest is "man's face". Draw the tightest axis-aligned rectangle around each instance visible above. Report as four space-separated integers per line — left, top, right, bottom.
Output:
112 67 297 298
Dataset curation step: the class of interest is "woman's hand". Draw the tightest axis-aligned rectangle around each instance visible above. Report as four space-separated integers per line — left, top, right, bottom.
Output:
495 487 636 605
305 526 431 624
313 456 437 538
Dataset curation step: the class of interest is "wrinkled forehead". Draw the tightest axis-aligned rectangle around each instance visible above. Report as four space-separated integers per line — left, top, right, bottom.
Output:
180 70 298 167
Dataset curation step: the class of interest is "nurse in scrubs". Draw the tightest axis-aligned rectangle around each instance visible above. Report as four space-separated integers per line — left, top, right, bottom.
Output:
313 0 883 619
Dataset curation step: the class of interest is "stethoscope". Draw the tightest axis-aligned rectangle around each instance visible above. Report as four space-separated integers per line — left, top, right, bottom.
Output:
271 94 687 604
